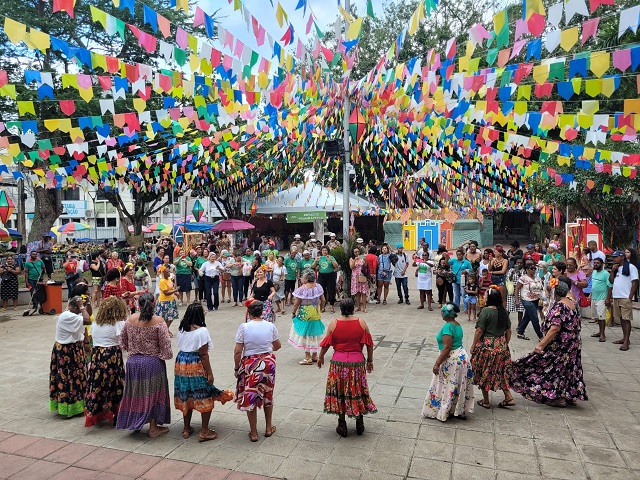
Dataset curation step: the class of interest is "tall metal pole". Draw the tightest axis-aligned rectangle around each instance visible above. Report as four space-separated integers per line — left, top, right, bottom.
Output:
342 0 351 250
171 189 176 240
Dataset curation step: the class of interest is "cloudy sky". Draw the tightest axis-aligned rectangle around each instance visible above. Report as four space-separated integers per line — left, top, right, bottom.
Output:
197 0 387 60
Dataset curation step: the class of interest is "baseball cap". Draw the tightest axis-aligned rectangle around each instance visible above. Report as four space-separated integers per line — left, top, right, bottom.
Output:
294 234 301 239
303 250 310 255
330 232 336 237
526 244 534 249
356 238 363 243
310 232 316 236
612 250 625 257
396 243 403 248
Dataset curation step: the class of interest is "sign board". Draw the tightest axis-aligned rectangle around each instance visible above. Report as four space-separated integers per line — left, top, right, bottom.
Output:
286 211 327 223
61 201 87 217
183 232 203 254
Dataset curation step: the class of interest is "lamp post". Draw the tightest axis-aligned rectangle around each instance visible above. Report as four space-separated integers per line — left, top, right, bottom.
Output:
342 0 351 250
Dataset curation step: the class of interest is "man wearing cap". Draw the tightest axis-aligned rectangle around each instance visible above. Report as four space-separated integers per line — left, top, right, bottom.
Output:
304 233 317 251
284 248 300 305
36 233 54 280
586 240 605 267
264 241 279 260
290 234 305 253
326 233 341 251
393 244 410 305
524 244 541 263
607 250 638 351
298 250 315 286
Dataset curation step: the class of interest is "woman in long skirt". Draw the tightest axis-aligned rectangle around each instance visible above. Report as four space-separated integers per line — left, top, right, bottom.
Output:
85 296 127 427
175 304 233 442
116 293 173 437
318 298 377 437
471 288 515 409
349 248 369 313
155 266 179 336
234 301 281 442
422 303 474 421
511 277 588 407
50 296 91 417
1 256 20 310
289 269 326 365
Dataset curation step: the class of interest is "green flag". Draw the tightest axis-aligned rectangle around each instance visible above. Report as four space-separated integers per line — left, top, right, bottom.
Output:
366 0 375 18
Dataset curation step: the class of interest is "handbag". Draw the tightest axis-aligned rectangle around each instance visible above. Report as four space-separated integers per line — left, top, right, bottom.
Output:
506 279 515 295
579 294 591 308
222 272 231 281
357 274 368 284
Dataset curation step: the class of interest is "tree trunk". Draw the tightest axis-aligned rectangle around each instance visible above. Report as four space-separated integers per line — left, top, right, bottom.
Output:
28 187 62 242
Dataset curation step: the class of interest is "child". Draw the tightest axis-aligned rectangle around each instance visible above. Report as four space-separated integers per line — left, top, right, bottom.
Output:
477 269 492 310
464 273 479 322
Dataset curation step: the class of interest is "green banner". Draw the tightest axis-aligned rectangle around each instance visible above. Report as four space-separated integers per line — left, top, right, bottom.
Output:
286 211 327 223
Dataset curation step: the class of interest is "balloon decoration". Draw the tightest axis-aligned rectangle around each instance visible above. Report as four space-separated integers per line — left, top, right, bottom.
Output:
0 191 15 225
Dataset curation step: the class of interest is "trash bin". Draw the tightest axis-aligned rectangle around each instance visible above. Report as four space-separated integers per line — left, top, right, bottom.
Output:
43 282 63 314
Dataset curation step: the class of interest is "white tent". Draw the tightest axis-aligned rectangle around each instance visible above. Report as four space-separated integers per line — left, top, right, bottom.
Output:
253 183 379 215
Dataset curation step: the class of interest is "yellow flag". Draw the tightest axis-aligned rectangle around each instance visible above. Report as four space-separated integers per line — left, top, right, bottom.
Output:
27 28 50 52
590 51 609 78
4 17 26 45
17 101 35 116
275 2 288 28
133 98 146 113
525 0 545 19
532 64 549 85
408 1 424 36
346 17 363 40
493 9 506 34
78 87 93 103
560 27 578 52
339 4 354 23
175 0 188 13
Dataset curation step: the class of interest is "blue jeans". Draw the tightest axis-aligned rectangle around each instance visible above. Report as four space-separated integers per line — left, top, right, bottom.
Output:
518 299 543 339
231 275 244 303
204 276 220 311
453 283 463 309
395 277 409 300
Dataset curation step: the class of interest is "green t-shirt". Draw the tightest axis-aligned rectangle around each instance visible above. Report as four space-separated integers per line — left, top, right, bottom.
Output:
475 307 511 338
284 256 299 280
194 257 207 276
316 255 336 274
417 263 431 275
175 257 192 275
436 322 463 350
590 269 611 301
242 255 253 264
25 259 45 280
299 258 314 273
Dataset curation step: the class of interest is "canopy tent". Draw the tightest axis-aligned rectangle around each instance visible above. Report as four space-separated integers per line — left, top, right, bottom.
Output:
253 183 380 215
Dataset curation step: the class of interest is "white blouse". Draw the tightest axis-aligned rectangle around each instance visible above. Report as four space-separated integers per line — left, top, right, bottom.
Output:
177 327 213 353
91 321 125 347
55 310 85 344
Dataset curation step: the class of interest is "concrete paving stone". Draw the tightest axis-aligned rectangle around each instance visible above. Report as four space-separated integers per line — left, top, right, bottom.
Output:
254 434 298 457
0 433 41 454
272 457 323 480
577 445 627 467
394 396 421 410
0 455 37 479
413 439 454 462
495 472 541 480
493 434 535 455
166 442 213 464
571 428 616 448
301 424 342 444
495 451 540 475
49 466 98 480
92 472 133 480
237 452 284 477
538 457 587 479
408 457 452 479
284 408 322 426
327 445 373 467
270 421 311 440
382 420 420 439
289 440 334 463
492 421 532 439
133 436 183 457
315 463 361 480
453 445 495 469
534 439 581 461
621 450 640 470
366 451 411 476
24 437 68 459
584 463 638 480
387 408 421 424
400 387 427 399
418 423 456 443
451 463 497 480
180 464 231 480
455 428 494 448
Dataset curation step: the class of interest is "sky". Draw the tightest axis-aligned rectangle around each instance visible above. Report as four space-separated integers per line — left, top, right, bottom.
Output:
197 0 387 62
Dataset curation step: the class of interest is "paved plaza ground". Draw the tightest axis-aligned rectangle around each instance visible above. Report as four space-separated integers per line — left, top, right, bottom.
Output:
0 292 639 479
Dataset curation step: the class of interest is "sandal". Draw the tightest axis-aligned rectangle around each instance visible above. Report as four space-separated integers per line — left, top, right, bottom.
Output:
498 399 516 408
548 398 566 408
428 306 433 311
198 430 219 442
382 300 387 305
599 337 606 342
590 333 601 338
620 345 630 351
182 427 195 439
248 432 259 442
417 306 424 310
311 356 318 363
612 340 625 345
517 334 530 340
477 400 491 409
264 426 276 437
148 426 169 438
298 358 313 365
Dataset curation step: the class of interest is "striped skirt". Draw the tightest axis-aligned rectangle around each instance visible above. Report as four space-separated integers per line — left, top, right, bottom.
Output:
85 346 125 427
49 341 86 418
174 351 234 414
116 355 171 430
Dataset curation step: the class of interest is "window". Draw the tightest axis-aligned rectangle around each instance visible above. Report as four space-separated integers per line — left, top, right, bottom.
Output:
63 189 80 201
107 218 117 227
96 218 105 227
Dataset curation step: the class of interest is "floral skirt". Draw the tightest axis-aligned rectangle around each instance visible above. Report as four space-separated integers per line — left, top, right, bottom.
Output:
174 351 234 414
235 353 276 412
422 347 474 422
50 341 87 418
85 346 125 427
324 358 377 418
155 299 179 322
288 305 325 353
116 355 171 430
471 336 512 392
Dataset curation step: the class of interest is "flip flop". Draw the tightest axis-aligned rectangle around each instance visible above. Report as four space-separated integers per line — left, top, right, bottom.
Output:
148 426 169 438
182 427 195 439
248 432 259 442
477 400 491 409
590 333 601 338
598 337 606 342
298 358 313 365
498 399 516 408
198 430 219 442
620 345 630 351
264 426 276 437
517 334 530 340
612 340 626 345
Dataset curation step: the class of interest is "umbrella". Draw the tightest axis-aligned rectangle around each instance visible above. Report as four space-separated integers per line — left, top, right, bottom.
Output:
57 222 90 233
0 228 22 239
128 225 153 234
0 228 11 240
212 219 255 232
149 223 171 232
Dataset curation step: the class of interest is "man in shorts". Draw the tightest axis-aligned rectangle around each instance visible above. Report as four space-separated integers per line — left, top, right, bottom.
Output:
607 250 638 351
589 257 611 342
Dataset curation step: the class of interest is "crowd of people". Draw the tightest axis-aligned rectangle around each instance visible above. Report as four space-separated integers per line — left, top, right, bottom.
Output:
43 228 640 436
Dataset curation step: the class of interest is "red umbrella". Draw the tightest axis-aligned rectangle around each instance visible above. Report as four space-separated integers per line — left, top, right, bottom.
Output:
212 219 255 232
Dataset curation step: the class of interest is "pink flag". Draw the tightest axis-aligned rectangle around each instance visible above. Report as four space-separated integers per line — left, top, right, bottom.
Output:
612 49 631 72
514 18 529 40
581 17 599 44
234 39 244 58
510 39 527 59
139 30 157 53
256 25 265 46
157 14 170 38
306 15 313 34
193 6 205 27
176 27 188 49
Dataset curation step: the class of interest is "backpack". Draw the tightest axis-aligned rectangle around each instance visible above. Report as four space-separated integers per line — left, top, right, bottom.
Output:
389 253 399 266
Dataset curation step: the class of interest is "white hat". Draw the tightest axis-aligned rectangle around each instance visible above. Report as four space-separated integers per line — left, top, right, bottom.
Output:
356 238 364 243
303 250 310 255
294 234 301 239
310 232 316 237
329 232 336 237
